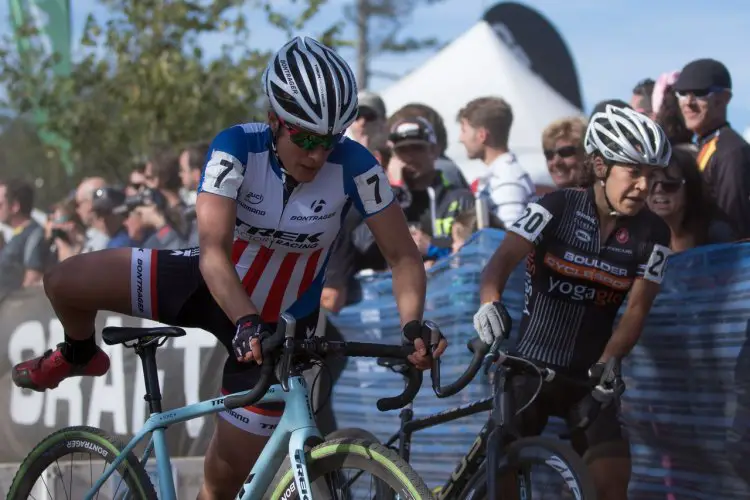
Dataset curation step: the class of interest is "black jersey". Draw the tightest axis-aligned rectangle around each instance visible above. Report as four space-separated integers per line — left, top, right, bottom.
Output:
507 187 672 376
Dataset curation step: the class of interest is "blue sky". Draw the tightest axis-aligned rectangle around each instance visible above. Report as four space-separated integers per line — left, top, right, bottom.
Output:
1 0 749 132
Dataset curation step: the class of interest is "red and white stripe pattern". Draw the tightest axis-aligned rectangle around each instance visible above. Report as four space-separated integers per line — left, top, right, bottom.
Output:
231 240 324 323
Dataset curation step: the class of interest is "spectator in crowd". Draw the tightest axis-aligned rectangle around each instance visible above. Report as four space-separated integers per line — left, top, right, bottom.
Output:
125 164 147 197
75 176 110 253
179 141 209 206
387 103 469 189
451 209 478 255
0 178 48 295
673 58 750 238
541 116 588 189
144 148 186 209
457 96 535 228
388 117 474 263
630 78 656 117
140 148 193 248
346 90 387 149
648 148 736 252
653 71 697 155
90 186 135 249
46 198 86 262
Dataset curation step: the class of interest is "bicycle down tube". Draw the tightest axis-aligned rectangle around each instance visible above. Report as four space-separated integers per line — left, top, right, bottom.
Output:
380 397 493 500
84 375 320 500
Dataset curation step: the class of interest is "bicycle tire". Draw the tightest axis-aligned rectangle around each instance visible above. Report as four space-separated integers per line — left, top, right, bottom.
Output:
7 425 157 500
265 437 434 500
458 436 597 500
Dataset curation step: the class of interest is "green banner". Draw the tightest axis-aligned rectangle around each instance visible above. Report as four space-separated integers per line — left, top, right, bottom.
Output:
8 0 74 176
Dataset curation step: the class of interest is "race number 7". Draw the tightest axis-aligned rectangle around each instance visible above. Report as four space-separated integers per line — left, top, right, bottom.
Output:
366 174 382 204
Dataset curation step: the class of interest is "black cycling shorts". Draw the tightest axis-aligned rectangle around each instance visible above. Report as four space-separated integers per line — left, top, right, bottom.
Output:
128 247 320 435
510 373 630 462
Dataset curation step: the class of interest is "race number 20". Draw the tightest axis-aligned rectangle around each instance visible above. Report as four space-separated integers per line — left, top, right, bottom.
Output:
509 203 553 243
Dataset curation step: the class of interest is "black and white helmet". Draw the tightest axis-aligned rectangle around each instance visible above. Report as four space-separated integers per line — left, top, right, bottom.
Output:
263 36 358 136
584 105 672 167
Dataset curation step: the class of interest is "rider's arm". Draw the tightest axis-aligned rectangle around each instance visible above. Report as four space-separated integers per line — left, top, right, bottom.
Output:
367 202 426 326
599 278 660 362
480 192 563 303
196 127 259 323
479 232 533 303
600 219 672 362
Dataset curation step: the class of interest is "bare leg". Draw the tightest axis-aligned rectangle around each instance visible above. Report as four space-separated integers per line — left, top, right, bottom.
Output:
43 248 135 339
197 418 269 500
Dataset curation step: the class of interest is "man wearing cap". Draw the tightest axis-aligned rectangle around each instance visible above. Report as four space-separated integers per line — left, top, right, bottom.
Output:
346 90 387 149
386 117 474 261
674 58 750 238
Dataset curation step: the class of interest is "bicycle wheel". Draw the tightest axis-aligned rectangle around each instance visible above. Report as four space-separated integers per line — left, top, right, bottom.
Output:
459 437 597 500
7 425 157 500
265 437 433 500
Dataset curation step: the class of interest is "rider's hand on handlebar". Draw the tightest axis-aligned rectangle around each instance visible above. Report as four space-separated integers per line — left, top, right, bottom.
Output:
402 320 448 371
473 301 512 344
232 314 273 364
588 360 626 405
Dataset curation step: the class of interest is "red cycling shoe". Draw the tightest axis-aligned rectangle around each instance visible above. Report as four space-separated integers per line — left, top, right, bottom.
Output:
12 344 110 392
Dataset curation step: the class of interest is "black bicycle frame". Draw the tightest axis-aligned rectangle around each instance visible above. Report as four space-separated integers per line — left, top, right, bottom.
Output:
380 395 491 500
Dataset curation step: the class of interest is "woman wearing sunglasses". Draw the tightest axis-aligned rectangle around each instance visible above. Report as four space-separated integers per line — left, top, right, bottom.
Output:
541 116 589 188
13 36 447 499
647 148 736 252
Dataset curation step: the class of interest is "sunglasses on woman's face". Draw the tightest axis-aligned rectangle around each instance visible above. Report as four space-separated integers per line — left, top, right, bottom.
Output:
544 145 577 161
279 117 342 151
650 177 685 193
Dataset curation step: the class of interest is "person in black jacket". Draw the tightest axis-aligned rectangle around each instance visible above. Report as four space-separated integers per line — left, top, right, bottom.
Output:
673 58 750 238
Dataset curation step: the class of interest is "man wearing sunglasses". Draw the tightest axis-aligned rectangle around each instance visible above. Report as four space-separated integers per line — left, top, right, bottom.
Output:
13 36 447 500
673 58 750 238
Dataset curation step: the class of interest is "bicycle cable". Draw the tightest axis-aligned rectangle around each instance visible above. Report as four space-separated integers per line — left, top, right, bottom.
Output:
495 354 545 416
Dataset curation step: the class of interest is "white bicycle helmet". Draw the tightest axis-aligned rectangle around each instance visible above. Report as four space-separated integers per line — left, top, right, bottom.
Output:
584 104 672 167
263 36 358 136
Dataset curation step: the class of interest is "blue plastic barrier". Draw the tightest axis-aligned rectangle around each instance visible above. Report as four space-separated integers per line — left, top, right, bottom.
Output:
328 229 750 499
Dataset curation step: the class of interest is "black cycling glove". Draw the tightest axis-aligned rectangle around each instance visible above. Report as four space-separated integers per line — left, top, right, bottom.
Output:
232 314 273 362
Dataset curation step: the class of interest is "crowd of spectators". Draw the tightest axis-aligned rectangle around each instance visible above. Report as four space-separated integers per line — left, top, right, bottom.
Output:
1 57 748 311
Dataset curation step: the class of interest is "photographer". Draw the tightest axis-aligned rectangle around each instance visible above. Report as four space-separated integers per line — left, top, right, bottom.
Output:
128 187 192 249
90 186 135 248
46 198 86 262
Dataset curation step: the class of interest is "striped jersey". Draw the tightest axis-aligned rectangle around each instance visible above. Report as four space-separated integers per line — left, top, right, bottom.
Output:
507 187 672 375
197 122 393 323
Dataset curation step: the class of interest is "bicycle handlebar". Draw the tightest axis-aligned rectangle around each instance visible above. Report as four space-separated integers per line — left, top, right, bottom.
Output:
224 313 422 412
430 335 491 398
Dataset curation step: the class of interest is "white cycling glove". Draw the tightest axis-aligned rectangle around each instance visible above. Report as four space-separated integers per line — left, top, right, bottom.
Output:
472 301 512 344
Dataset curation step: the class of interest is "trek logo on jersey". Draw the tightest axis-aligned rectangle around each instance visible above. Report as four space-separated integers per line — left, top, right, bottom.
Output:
548 277 624 307
236 222 322 249
544 253 632 290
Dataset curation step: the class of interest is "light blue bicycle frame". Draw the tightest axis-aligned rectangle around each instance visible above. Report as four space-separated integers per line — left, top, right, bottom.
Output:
85 374 321 500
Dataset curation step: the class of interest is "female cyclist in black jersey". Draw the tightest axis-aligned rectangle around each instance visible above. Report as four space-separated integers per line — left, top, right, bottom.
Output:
473 104 673 500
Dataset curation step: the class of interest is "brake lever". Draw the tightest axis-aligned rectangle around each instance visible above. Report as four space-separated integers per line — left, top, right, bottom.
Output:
424 320 441 389
278 313 296 392
482 337 503 373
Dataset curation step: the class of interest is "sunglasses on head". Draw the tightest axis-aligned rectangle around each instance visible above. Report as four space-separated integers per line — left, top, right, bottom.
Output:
675 86 726 100
650 177 685 193
279 117 342 151
543 145 578 161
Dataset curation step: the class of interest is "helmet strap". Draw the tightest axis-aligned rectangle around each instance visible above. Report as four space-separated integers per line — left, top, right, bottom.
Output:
599 165 620 217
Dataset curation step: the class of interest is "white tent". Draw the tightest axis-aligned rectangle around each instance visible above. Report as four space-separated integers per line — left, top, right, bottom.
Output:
380 20 583 187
